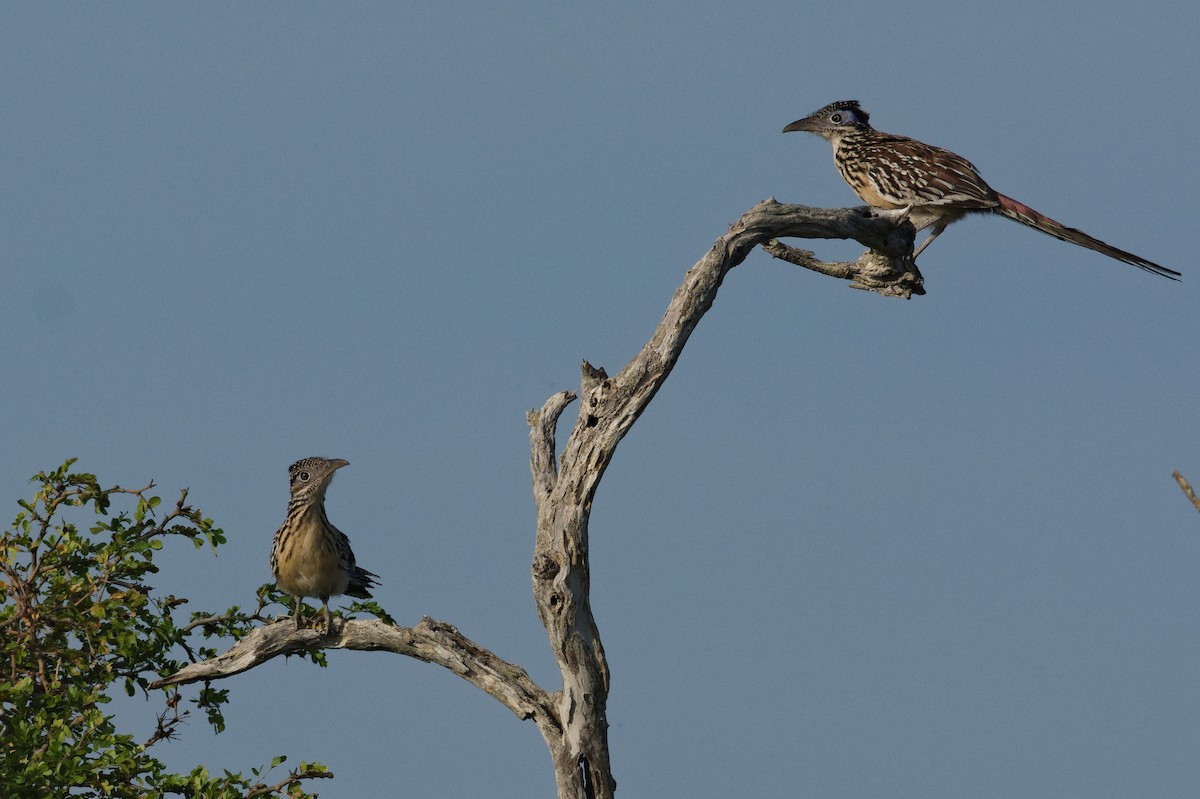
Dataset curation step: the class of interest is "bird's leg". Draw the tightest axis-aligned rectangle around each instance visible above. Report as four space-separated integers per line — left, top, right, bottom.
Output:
320 598 333 633
292 598 306 629
912 224 947 259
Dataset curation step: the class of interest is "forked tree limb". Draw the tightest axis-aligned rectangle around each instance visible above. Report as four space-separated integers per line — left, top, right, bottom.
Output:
762 238 924 297
152 199 916 799
754 200 921 297
524 199 916 798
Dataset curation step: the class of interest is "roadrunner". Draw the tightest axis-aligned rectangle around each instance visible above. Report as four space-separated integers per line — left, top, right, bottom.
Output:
783 100 1180 280
270 457 379 629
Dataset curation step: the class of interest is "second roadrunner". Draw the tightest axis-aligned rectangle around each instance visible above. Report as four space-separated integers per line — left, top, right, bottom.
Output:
270 457 379 629
783 100 1180 280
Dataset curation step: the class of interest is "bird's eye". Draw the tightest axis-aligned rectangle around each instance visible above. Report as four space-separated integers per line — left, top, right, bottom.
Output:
298 471 310 482
830 113 843 123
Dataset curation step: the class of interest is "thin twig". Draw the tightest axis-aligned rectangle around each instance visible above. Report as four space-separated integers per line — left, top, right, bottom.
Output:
1173 471 1200 513
244 767 335 799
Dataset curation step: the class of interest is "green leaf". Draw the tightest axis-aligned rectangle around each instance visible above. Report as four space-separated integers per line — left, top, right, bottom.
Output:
1 461 321 799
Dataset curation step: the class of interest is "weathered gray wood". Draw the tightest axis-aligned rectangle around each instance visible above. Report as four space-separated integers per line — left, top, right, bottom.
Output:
522 199 916 797
149 617 559 735
152 199 915 798
762 238 924 297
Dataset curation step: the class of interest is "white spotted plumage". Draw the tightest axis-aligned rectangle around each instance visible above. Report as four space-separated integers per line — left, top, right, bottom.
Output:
783 100 1179 279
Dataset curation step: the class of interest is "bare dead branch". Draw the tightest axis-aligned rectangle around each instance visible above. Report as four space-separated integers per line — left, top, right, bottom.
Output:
762 238 924 298
1173 471 1200 513
528 391 577 500
750 200 920 297
149 617 559 733
525 198 911 797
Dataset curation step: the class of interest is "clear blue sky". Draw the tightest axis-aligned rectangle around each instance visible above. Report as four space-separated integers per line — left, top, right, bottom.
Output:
3 3 1198 797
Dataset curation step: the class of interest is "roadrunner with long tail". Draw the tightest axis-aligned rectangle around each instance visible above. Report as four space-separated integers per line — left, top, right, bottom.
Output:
783 100 1180 280
270 457 379 629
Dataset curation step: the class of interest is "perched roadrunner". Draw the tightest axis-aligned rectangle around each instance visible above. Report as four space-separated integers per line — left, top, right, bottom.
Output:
783 100 1180 280
269 457 379 629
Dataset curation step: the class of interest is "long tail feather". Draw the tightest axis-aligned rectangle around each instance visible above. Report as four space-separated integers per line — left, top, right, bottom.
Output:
346 566 380 599
995 193 1179 280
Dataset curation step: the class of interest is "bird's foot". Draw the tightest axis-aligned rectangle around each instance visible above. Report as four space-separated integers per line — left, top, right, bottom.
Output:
876 204 913 225
315 607 335 635
290 598 310 630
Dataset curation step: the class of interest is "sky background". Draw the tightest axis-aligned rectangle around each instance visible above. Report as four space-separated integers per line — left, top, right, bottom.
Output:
3 3 1199 797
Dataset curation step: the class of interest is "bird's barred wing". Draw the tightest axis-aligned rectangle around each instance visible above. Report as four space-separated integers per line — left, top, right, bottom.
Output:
330 523 379 598
330 524 357 572
863 135 999 209
268 521 288 578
